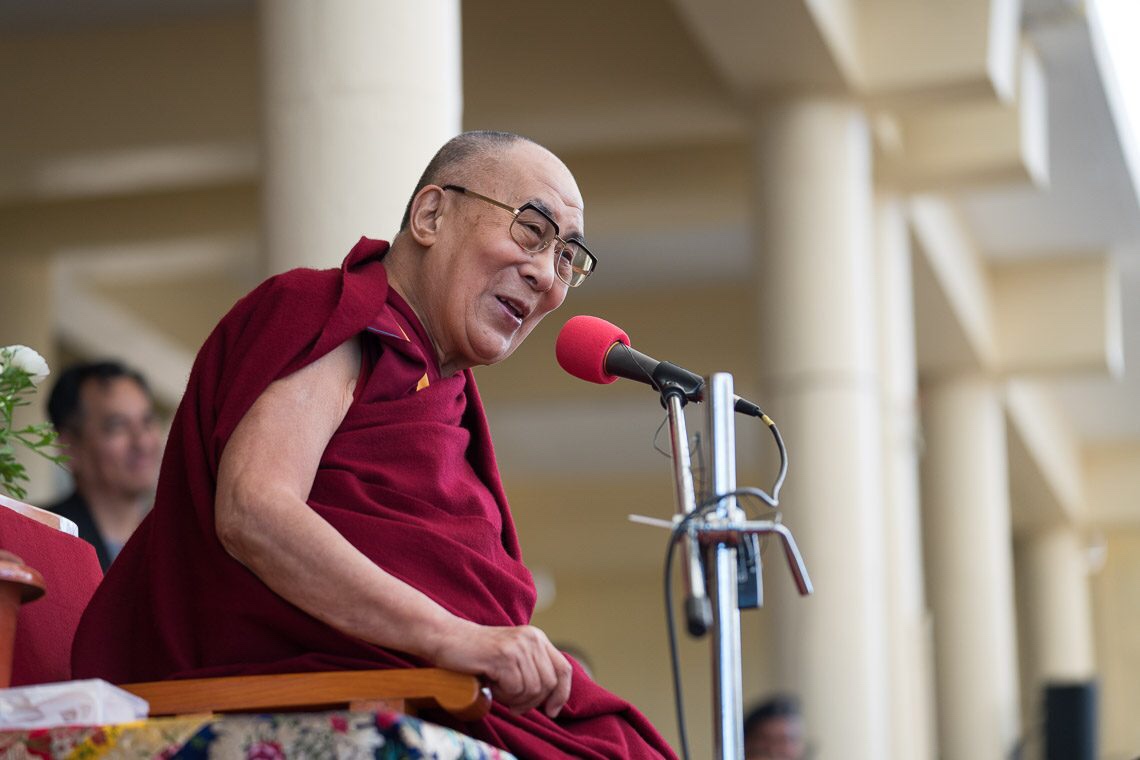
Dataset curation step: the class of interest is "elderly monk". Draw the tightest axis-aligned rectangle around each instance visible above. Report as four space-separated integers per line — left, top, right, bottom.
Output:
72 131 676 759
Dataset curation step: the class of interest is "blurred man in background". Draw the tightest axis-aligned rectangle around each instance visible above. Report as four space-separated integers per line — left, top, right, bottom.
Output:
46 360 162 571
745 694 808 760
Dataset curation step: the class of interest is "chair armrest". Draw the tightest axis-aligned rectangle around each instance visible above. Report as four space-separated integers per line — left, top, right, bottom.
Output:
120 667 491 721
0 557 45 604
0 557 46 689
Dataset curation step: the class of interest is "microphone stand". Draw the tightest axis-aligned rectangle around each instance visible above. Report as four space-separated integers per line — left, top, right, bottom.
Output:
662 390 712 637
657 372 813 760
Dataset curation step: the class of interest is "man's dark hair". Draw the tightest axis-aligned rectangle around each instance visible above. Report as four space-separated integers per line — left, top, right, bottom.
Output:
47 360 152 433
398 130 538 231
744 694 802 736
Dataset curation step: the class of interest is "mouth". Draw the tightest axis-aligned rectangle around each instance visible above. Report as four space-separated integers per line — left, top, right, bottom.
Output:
495 295 529 323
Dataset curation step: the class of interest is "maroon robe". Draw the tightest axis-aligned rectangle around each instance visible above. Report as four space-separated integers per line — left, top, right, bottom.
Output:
73 238 677 760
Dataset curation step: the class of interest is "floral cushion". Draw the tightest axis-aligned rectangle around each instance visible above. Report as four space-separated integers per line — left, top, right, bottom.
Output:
0 709 516 759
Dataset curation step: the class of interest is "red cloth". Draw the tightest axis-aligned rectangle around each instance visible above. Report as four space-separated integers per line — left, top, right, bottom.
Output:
0 503 102 685
73 238 676 760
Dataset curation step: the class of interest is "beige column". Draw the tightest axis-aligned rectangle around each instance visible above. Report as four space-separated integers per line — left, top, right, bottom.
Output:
876 196 937 760
922 376 1022 760
1017 526 1096 715
0 252 58 505
753 97 890 760
259 0 462 273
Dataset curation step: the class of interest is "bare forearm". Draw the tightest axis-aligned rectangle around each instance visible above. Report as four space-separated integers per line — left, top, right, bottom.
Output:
217 487 459 662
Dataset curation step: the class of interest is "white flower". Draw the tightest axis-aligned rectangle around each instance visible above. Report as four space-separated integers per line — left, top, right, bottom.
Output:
2 345 50 386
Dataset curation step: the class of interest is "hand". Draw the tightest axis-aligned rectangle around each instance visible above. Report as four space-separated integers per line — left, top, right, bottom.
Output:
427 619 573 718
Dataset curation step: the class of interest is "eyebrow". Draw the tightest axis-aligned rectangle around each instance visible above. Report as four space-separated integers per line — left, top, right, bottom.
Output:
526 197 586 244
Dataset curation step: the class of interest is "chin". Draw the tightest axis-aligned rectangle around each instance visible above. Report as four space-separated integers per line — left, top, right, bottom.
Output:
490 342 523 366
469 337 519 367
122 473 158 493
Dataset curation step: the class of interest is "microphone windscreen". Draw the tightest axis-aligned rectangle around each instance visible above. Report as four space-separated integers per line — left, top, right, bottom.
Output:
556 315 630 384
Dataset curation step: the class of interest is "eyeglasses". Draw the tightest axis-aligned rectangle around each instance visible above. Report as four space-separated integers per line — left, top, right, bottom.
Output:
442 184 597 287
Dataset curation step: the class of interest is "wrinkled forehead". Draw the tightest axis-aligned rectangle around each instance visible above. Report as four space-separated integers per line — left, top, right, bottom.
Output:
483 142 585 237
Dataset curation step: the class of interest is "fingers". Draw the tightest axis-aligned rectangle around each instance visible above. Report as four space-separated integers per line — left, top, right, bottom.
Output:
441 623 573 717
514 636 565 717
492 628 560 715
541 647 573 718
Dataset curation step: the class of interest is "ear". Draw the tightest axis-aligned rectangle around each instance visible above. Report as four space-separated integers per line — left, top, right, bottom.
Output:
408 185 446 246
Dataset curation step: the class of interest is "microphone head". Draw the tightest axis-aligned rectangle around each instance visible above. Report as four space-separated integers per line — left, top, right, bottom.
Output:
556 315 630 384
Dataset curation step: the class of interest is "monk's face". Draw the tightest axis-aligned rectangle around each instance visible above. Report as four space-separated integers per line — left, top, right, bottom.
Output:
423 142 584 375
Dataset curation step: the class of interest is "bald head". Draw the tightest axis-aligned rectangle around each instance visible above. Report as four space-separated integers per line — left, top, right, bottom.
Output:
399 131 541 231
384 131 584 377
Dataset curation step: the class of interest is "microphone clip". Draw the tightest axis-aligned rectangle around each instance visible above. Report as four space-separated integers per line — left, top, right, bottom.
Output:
652 362 704 407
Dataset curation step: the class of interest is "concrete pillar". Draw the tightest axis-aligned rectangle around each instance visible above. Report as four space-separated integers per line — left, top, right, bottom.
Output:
752 97 890 760
876 195 937 760
1017 526 1096 709
258 0 462 273
0 252 58 505
922 376 1022 760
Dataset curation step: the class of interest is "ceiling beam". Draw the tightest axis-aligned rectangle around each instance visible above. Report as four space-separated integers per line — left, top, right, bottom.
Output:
809 0 1022 106
1006 380 1083 531
667 0 845 97
875 43 1048 192
1084 442 1140 527
910 196 998 375
993 253 1123 376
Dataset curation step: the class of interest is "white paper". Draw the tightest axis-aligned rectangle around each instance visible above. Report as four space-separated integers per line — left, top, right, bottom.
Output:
0 678 149 728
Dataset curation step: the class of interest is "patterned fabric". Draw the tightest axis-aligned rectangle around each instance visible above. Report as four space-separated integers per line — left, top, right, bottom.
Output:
0 710 516 759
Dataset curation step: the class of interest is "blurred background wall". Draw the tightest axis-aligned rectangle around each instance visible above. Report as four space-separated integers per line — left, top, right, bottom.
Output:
2 1 1139 758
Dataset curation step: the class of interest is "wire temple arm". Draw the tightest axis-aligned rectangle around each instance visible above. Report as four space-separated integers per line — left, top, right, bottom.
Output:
694 520 813 596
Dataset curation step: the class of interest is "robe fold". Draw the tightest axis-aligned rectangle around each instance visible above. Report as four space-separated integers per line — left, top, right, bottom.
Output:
72 237 677 760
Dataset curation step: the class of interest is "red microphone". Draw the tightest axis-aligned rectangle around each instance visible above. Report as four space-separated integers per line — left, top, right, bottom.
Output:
555 315 633 384
555 315 763 417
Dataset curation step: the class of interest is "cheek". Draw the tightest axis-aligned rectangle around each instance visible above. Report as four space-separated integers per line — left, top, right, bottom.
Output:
537 287 568 318
524 293 563 333
97 436 132 463
510 293 565 350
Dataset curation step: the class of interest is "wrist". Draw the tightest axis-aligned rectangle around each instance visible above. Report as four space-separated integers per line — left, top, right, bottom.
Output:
413 608 471 664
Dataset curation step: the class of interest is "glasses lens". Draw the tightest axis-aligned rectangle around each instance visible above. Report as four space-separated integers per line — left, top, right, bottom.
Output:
510 208 554 252
511 206 596 287
557 243 596 287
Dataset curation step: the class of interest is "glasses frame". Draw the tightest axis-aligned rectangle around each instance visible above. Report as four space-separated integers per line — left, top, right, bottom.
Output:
442 184 596 287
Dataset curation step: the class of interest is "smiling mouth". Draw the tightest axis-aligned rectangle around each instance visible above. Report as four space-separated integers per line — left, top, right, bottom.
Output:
496 296 526 321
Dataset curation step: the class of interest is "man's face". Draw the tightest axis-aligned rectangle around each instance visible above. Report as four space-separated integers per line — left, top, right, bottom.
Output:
745 715 806 760
64 377 162 500
416 142 585 375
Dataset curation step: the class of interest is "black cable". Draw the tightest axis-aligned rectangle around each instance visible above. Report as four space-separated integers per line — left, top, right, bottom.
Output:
766 419 788 502
664 515 690 760
664 500 721 760
746 410 787 503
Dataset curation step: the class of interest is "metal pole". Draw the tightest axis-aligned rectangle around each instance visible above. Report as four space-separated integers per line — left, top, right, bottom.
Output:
664 392 710 635
707 372 744 760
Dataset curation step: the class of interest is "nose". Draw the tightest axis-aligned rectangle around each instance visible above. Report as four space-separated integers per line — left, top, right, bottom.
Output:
520 243 560 293
129 419 159 450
